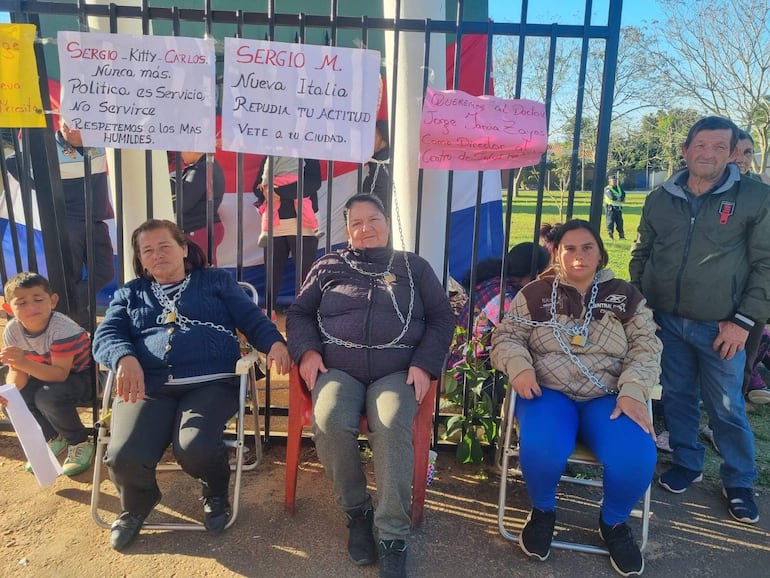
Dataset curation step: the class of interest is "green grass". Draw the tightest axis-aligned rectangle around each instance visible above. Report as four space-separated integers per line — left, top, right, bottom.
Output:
505 190 646 281
502 190 770 489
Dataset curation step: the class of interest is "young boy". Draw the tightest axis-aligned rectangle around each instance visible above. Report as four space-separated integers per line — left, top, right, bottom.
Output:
0 272 94 476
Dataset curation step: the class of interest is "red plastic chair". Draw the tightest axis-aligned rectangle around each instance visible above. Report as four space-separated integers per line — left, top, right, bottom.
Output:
284 365 437 528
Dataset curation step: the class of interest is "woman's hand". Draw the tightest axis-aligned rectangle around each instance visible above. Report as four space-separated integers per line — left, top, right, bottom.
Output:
266 342 291 375
115 356 145 403
299 350 327 390
611 396 654 437
406 366 431 403
511 369 541 399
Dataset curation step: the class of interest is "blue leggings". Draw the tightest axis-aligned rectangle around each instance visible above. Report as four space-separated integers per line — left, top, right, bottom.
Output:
516 388 656 525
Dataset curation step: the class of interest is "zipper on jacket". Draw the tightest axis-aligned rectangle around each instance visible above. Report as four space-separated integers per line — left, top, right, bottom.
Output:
673 211 697 315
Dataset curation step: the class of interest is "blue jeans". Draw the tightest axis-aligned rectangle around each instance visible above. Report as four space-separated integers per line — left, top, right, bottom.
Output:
656 312 756 488
516 388 656 525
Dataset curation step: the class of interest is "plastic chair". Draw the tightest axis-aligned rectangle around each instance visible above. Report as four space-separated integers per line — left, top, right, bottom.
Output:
90 282 265 532
284 365 437 528
497 386 661 555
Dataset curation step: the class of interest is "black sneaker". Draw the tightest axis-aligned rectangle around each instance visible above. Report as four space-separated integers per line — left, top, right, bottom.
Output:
203 495 232 533
723 487 760 524
110 490 162 552
519 508 556 561
378 539 407 578
599 516 644 576
345 507 376 565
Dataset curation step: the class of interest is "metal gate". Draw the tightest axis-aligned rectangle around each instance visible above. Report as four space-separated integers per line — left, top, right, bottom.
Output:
0 0 622 443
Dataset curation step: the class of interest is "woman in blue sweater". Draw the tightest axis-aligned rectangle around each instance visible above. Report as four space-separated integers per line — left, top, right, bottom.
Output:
93 219 290 552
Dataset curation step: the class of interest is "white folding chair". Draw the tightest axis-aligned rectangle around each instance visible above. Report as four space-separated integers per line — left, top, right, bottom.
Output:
497 386 660 555
90 282 265 531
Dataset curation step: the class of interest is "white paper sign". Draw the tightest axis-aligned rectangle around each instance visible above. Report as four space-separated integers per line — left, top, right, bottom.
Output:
0 384 62 487
221 38 380 163
57 31 216 151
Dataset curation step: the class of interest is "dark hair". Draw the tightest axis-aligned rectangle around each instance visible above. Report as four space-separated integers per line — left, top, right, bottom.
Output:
374 119 389 147
131 219 208 280
736 129 755 147
343 193 388 226
464 242 549 287
684 116 739 152
539 222 562 246
551 219 609 270
4 272 52 301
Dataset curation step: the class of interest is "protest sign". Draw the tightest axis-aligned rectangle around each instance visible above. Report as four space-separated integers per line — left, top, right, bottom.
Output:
57 31 216 151
0 24 46 128
221 38 380 163
419 86 547 170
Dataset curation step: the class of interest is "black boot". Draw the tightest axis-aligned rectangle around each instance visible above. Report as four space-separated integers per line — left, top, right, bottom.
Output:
378 539 407 578
345 507 376 565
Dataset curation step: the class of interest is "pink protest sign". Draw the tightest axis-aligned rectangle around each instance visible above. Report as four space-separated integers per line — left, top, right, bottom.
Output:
419 86 548 170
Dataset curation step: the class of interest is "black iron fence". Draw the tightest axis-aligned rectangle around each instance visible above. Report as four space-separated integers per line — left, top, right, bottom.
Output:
0 0 621 444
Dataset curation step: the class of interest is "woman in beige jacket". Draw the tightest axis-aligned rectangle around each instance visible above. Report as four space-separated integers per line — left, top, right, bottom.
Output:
491 219 661 577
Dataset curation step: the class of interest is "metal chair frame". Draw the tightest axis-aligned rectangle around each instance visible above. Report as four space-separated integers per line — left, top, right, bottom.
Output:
90 282 264 532
497 387 659 555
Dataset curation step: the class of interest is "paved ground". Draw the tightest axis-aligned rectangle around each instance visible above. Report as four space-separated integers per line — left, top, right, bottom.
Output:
1 431 769 578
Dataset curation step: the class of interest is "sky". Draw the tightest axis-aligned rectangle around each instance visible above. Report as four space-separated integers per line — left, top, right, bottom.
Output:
488 0 665 27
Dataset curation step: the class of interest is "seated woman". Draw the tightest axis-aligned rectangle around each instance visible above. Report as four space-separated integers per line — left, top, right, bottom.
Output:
490 219 661 577
451 242 549 398
286 194 455 578
92 219 290 552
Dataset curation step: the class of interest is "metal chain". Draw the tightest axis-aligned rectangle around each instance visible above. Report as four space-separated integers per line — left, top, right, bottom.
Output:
507 274 618 395
317 160 415 349
151 276 251 351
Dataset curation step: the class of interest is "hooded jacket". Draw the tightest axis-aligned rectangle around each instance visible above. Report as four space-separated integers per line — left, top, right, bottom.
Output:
490 269 661 404
629 164 770 327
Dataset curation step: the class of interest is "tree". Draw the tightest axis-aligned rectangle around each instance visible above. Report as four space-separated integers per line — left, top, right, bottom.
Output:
648 0 770 173
639 109 702 177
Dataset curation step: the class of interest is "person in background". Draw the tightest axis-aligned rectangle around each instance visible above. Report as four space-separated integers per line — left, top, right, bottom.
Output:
630 116 770 525
286 194 455 578
92 219 290 552
253 157 322 313
362 120 391 212
1 272 94 476
170 151 226 265
492 219 661 576
6 120 115 327
604 176 626 240
539 222 561 254
729 129 770 404
731 130 770 185
450 242 550 405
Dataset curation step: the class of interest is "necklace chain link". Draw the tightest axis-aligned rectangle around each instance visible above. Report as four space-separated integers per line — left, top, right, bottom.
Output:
508 274 617 395
151 275 250 351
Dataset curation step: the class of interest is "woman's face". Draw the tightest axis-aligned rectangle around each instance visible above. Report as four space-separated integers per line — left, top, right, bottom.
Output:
347 200 390 250
731 138 754 174
555 228 601 289
137 227 188 284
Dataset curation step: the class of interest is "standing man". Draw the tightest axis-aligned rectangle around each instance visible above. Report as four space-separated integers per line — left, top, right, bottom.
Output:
5 121 115 328
630 116 770 525
56 121 115 327
604 176 625 239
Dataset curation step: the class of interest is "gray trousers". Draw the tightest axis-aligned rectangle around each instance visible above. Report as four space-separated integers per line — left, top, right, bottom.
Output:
311 368 417 541
105 378 239 515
